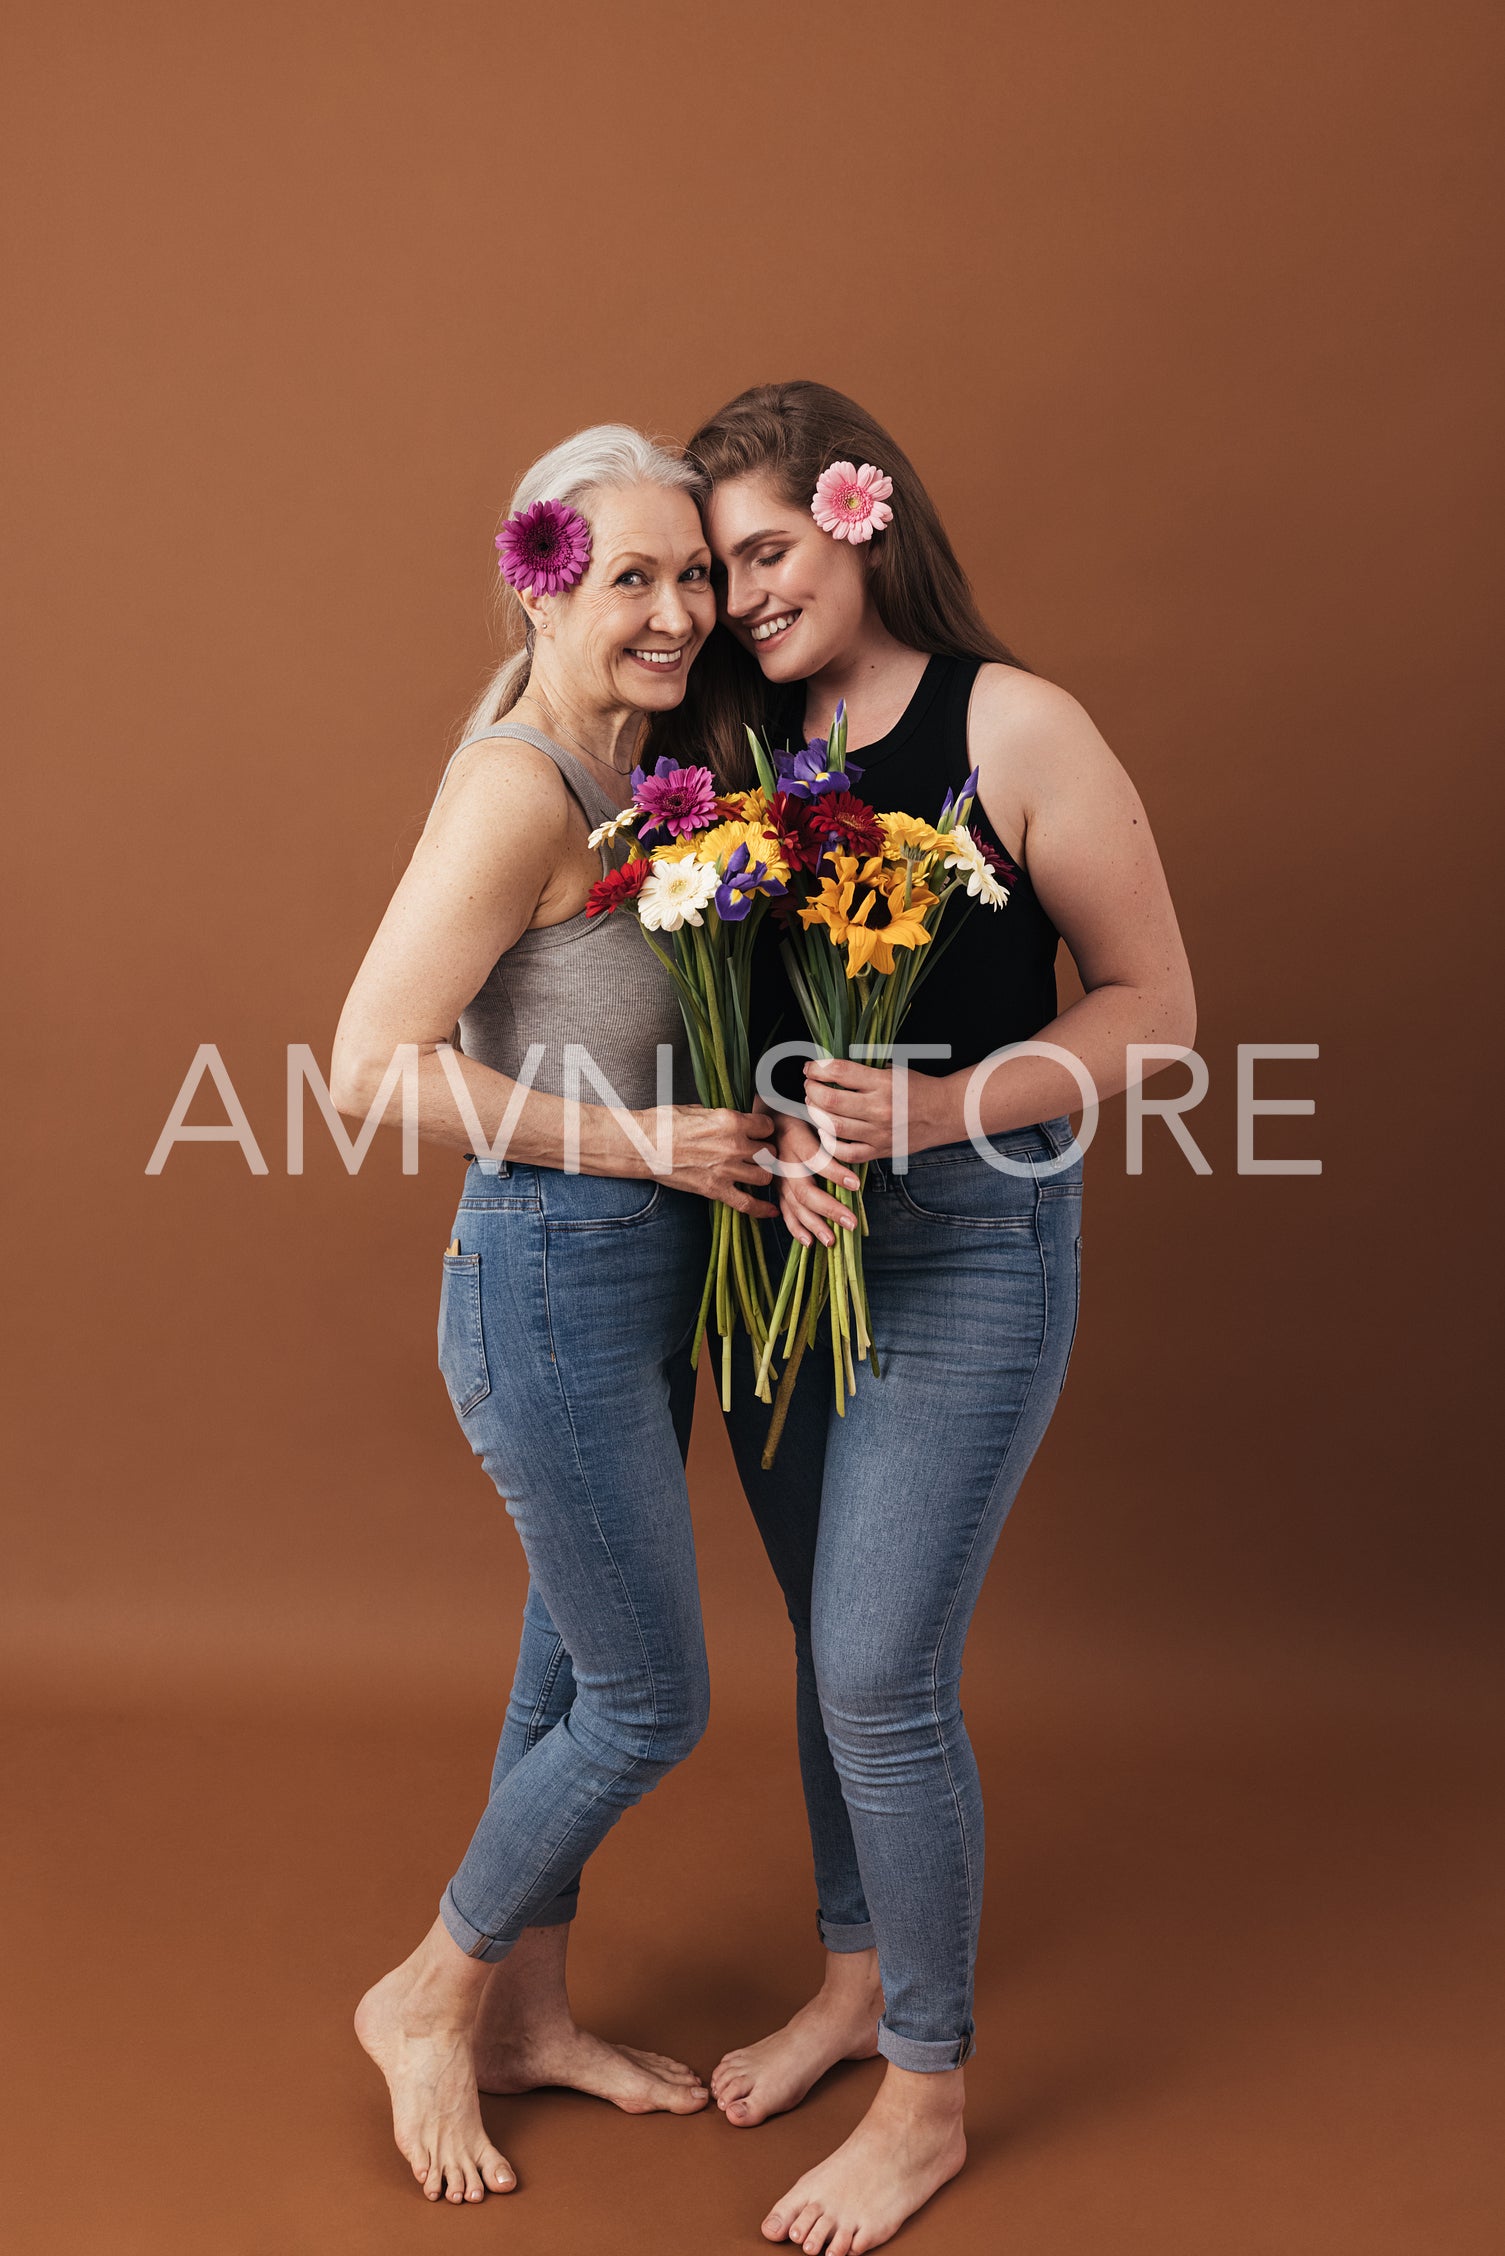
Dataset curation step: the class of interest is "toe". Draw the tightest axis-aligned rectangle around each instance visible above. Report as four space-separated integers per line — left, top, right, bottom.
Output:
480 2140 515 2194
829 2231 856 2256
727 2097 762 2126
803 2217 835 2253
786 2203 822 2244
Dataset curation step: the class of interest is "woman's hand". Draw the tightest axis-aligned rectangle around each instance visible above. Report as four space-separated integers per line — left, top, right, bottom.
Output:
640 1105 780 1218
802 1056 953 1170
774 1114 862 1249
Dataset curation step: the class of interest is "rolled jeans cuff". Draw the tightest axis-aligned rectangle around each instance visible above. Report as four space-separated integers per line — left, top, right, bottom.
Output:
439 1882 522 1964
818 1913 877 1954
876 2019 976 2072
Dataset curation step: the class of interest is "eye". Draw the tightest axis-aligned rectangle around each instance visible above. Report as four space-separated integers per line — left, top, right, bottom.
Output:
756 549 789 569
614 568 647 588
680 562 711 583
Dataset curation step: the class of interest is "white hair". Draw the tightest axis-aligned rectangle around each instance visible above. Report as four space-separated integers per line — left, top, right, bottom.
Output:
459 423 706 740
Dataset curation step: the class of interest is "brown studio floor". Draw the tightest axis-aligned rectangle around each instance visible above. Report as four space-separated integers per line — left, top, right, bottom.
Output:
2 1684 1498 2256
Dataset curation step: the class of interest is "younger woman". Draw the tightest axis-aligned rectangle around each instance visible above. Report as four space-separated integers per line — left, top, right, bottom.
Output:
687 382 1197 2254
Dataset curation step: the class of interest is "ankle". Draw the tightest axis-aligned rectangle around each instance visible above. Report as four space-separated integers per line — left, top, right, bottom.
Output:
818 1952 883 2012
493 2002 578 2044
879 2061 966 2119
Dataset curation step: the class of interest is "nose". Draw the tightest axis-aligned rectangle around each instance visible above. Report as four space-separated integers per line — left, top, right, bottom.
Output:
722 556 762 620
648 580 695 640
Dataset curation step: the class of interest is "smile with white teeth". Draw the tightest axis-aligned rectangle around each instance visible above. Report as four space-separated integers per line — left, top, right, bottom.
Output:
750 610 800 643
625 647 683 666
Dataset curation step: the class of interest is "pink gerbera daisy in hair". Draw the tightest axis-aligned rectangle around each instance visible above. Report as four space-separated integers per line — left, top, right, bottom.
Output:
495 498 593 595
811 461 895 544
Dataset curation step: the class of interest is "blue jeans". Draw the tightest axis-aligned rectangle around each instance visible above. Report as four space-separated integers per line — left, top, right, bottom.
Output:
722 1116 1083 2071
435 1156 709 1961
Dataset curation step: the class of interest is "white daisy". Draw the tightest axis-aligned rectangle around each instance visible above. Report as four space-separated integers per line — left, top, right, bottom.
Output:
637 857 721 931
942 823 1010 908
587 806 640 849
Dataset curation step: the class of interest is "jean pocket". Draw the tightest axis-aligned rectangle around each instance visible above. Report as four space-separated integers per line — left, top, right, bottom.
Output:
438 1251 491 1417
544 1179 663 1230
895 1135 1045 1227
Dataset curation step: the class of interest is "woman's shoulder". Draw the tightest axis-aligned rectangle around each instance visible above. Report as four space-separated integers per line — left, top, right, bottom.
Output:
967 661 1094 737
425 730 576 845
965 666 1135 846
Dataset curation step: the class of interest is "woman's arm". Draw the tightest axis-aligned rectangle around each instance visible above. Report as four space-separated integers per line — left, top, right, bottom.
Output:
330 743 776 1209
801 668 1198 1170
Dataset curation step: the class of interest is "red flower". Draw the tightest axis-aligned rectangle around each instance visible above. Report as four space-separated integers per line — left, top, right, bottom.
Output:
766 788 884 873
585 858 652 918
811 789 885 858
975 835 1019 885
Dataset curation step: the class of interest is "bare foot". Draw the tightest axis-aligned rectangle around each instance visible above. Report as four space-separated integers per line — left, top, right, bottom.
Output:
477 2021 709 2114
761 2062 966 2253
354 1928 515 2205
712 1952 882 2127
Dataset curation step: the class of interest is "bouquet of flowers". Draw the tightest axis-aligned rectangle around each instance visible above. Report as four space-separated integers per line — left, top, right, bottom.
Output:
746 702 1013 1463
584 756 789 1409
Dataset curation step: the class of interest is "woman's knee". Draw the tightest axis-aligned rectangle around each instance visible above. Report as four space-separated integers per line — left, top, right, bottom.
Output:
577 1650 709 1774
650 1649 711 1766
812 1639 958 1764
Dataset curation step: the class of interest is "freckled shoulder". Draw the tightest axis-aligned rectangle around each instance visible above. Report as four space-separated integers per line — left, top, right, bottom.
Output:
423 735 577 845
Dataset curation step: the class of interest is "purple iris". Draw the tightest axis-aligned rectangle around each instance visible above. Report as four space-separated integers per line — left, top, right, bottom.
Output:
772 738 866 800
714 841 787 921
939 767 984 824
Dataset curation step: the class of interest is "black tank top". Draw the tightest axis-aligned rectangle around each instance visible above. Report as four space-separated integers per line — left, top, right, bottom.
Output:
747 653 1060 1102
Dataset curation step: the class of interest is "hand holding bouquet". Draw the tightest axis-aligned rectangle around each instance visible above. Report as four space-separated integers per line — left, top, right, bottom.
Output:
585 756 789 1409
747 703 1012 1462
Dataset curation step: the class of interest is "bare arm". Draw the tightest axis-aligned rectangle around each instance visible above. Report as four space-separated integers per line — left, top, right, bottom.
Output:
795 669 1198 1209
929 665 1198 1135
330 742 775 1207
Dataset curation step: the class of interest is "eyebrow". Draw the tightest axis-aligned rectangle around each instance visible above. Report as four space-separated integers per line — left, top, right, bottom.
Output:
725 526 794 559
602 546 710 572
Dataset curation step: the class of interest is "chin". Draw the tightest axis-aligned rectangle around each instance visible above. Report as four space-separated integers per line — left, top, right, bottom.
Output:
749 632 809 683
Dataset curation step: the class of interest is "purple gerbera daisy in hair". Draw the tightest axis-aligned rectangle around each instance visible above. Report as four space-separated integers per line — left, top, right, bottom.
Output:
630 756 719 840
495 498 593 596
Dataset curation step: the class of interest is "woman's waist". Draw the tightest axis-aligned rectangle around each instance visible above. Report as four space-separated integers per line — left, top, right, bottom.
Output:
866 1112 1082 1183
457 1152 707 1221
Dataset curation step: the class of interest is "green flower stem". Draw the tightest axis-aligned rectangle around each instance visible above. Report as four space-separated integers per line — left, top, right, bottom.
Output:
689 1228 716 1369
783 1239 811 1360
760 1311 809 1469
715 1192 731 1339
756 1239 802 1399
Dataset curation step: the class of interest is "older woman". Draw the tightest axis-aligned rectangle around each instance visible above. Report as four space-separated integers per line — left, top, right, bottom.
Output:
333 426 776 2205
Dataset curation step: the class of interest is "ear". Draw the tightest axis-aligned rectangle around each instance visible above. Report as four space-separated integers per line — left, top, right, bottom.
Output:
518 589 552 637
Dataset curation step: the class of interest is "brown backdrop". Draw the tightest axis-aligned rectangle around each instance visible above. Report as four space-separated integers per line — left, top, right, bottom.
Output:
3 4 1500 2252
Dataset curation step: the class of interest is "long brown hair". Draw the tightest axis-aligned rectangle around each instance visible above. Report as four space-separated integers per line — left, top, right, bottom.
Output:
656 380 1026 785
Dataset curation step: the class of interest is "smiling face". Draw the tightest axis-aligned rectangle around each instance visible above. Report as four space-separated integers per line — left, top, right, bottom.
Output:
704 471 875 682
521 482 715 715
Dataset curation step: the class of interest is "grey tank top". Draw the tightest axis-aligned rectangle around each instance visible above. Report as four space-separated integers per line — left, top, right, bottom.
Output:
429 722 691 1110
